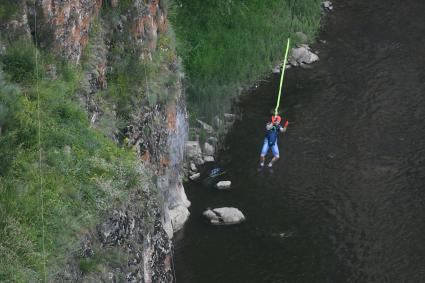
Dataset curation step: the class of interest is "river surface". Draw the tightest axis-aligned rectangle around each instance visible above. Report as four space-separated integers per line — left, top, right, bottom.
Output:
174 1 425 282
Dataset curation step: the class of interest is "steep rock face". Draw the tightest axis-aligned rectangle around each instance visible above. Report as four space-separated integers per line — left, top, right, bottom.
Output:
56 187 174 282
4 0 188 281
32 0 102 62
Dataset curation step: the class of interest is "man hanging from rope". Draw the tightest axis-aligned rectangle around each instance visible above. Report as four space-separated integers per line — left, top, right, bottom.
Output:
259 115 289 167
259 38 291 168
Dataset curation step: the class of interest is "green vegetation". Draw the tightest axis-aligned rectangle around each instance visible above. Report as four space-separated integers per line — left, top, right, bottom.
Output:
171 0 323 120
1 41 35 83
0 40 144 281
97 5 182 125
0 0 21 23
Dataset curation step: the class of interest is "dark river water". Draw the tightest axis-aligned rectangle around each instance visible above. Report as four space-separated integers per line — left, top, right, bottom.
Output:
174 1 425 282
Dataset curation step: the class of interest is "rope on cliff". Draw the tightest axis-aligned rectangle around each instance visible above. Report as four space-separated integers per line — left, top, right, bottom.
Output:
33 0 47 281
273 37 291 116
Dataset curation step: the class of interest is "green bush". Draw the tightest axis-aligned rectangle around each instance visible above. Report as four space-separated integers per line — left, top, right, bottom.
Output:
1 42 36 83
0 1 21 23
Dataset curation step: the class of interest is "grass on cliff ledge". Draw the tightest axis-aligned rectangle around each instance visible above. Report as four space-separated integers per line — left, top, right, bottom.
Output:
171 0 323 121
0 42 143 281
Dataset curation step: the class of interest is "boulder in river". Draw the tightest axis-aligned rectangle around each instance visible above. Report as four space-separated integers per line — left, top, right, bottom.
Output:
216 181 231 190
288 45 319 67
189 172 200 181
203 207 245 225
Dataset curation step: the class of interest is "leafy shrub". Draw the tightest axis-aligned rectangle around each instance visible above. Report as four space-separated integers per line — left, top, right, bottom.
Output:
0 1 20 23
1 42 36 83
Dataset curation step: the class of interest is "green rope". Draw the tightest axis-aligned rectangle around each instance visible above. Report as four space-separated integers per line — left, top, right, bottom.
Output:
274 38 291 116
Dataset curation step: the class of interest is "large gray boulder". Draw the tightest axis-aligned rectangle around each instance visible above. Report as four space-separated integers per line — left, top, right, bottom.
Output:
288 45 319 67
203 207 245 225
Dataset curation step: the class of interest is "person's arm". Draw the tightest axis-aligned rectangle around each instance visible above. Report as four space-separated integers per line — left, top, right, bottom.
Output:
266 123 273 130
280 120 289 132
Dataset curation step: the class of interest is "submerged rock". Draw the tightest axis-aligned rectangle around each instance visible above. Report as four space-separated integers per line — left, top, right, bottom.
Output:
203 207 245 225
216 181 231 190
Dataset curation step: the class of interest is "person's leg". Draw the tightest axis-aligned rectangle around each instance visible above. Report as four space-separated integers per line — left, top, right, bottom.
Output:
260 138 269 166
268 143 280 167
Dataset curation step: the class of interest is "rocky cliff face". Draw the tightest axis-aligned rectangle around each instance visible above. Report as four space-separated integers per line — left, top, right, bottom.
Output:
1 0 189 281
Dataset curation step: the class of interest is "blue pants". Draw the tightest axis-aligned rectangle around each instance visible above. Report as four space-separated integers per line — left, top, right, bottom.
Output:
260 138 279 157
